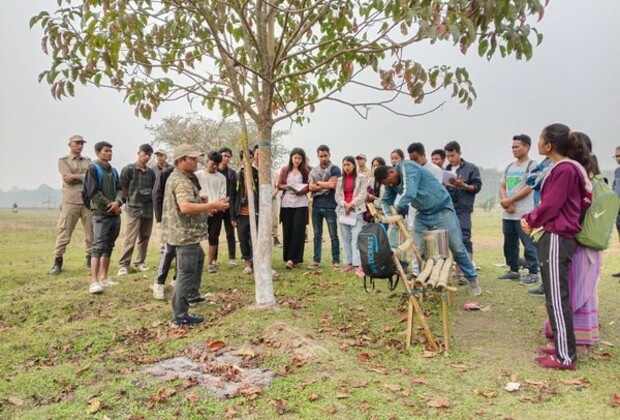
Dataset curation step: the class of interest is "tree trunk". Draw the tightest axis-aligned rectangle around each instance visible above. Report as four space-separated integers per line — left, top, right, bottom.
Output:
253 120 276 307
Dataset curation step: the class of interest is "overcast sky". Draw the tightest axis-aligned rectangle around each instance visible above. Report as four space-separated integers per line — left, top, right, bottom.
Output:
1 0 619 191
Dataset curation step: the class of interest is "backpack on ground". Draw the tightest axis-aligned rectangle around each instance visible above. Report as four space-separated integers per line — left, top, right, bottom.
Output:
82 163 119 209
358 222 399 292
575 174 620 250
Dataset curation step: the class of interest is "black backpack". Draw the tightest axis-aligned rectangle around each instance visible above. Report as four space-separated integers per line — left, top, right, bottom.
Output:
358 222 399 292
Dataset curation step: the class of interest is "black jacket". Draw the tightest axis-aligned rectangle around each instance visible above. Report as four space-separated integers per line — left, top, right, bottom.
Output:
231 166 259 222
445 159 482 213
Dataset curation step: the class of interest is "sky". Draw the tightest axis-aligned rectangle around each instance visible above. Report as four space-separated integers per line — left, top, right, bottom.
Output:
1 0 619 191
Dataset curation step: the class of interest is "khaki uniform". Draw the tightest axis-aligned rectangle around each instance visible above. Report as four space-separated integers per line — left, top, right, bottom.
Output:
54 153 93 256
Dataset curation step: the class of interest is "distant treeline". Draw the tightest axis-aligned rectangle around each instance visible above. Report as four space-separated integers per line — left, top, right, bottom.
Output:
1 167 613 209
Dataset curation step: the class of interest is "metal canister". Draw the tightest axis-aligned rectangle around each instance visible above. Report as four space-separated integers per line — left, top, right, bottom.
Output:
423 229 449 259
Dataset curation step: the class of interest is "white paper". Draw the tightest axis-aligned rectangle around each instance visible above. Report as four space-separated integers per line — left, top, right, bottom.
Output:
442 170 457 186
338 209 357 226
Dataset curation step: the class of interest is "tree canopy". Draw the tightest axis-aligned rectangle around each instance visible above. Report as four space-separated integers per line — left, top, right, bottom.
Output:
32 0 548 306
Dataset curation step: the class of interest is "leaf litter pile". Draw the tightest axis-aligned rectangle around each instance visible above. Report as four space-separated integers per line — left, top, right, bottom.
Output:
142 341 275 400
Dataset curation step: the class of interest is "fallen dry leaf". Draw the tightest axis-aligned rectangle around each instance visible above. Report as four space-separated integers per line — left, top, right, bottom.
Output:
592 351 613 361
450 363 472 372
610 393 620 407
268 398 289 415
207 340 225 352
336 392 351 399
426 397 450 408
168 329 189 339
560 379 591 387
328 405 337 414
351 379 368 388
474 389 497 398
383 383 402 392
359 401 372 412
308 393 320 401
600 340 614 347
186 393 199 404
87 397 101 414
358 352 371 362
422 350 437 358
182 377 199 389
292 357 306 367
401 389 411 397
367 366 388 375
400 368 412 375
8 396 24 406
410 378 428 386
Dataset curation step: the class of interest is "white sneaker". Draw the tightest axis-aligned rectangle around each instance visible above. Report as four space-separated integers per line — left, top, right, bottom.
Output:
207 264 217 274
89 282 103 294
153 283 165 300
229 260 238 268
117 267 129 276
243 266 253 274
135 263 149 272
100 278 118 287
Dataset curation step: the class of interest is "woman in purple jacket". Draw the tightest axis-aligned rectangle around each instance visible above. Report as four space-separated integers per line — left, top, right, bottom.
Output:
521 123 593 370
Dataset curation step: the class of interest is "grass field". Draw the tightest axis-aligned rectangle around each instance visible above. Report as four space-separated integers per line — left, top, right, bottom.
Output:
0 208 619 419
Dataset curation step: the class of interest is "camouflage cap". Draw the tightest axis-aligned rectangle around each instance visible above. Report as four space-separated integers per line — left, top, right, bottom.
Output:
173 144 204 161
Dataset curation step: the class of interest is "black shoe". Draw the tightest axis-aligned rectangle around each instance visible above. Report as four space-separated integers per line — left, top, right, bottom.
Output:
457 277 468 286
497 271 520 281
85 254 91 269
48 257 63 275
171 315 204 327
188 295 207 306
612 272 620 278
528 285 545 296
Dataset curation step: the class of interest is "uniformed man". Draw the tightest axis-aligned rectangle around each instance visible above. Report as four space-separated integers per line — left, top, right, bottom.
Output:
49 135 93 275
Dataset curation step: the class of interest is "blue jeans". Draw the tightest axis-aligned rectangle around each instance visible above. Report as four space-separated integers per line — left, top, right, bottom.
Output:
339 213 364 266
312 207 340 263
172 243 204 321
413 207 477 281
502 219 538 274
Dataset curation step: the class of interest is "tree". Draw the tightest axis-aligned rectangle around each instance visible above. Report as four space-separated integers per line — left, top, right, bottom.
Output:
33 0 548 307
146 113 289 169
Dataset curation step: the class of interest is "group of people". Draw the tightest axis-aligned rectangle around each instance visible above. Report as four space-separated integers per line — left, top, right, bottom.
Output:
49 129 620 367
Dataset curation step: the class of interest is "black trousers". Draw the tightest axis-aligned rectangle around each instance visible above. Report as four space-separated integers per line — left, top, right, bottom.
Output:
538 232 576 365
281 206 307 263
221 211 236 259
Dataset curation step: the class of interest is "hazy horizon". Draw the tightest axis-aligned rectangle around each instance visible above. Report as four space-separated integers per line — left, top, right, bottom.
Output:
1 0 619 190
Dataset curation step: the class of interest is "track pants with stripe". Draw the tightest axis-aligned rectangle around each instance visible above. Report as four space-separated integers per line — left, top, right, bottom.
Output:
538 232 576 365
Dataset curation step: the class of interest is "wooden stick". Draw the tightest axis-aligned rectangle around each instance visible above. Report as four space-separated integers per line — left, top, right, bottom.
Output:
427 258 444 288
415 259 434 287
393 257 438 351
442 291 450 354
388 207 424 267
406 300 413 349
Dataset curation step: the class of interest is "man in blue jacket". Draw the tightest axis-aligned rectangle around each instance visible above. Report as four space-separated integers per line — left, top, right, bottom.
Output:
375 162 481 296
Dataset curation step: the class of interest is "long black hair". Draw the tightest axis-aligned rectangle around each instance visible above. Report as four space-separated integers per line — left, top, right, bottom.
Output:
541 123 594 175
287 147 308 183
371 157 386 195
571 132 600 176
341 155 357 193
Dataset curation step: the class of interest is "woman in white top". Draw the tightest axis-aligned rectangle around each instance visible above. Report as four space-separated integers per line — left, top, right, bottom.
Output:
277 147 310 269
335 156 368 276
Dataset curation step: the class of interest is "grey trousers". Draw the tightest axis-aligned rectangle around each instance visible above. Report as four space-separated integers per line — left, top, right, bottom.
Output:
171 243 204 322
118 215 153 268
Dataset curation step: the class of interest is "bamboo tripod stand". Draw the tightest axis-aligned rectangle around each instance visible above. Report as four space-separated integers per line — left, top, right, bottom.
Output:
367 204 457 354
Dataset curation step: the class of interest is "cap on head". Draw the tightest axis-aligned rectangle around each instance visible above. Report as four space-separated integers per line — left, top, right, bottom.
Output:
173 144 204 161
68 135 86 145
154 149 166 156
355 153 367 160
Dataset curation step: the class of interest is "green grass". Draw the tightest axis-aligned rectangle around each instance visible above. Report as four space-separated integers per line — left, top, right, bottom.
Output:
0 208 619 419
